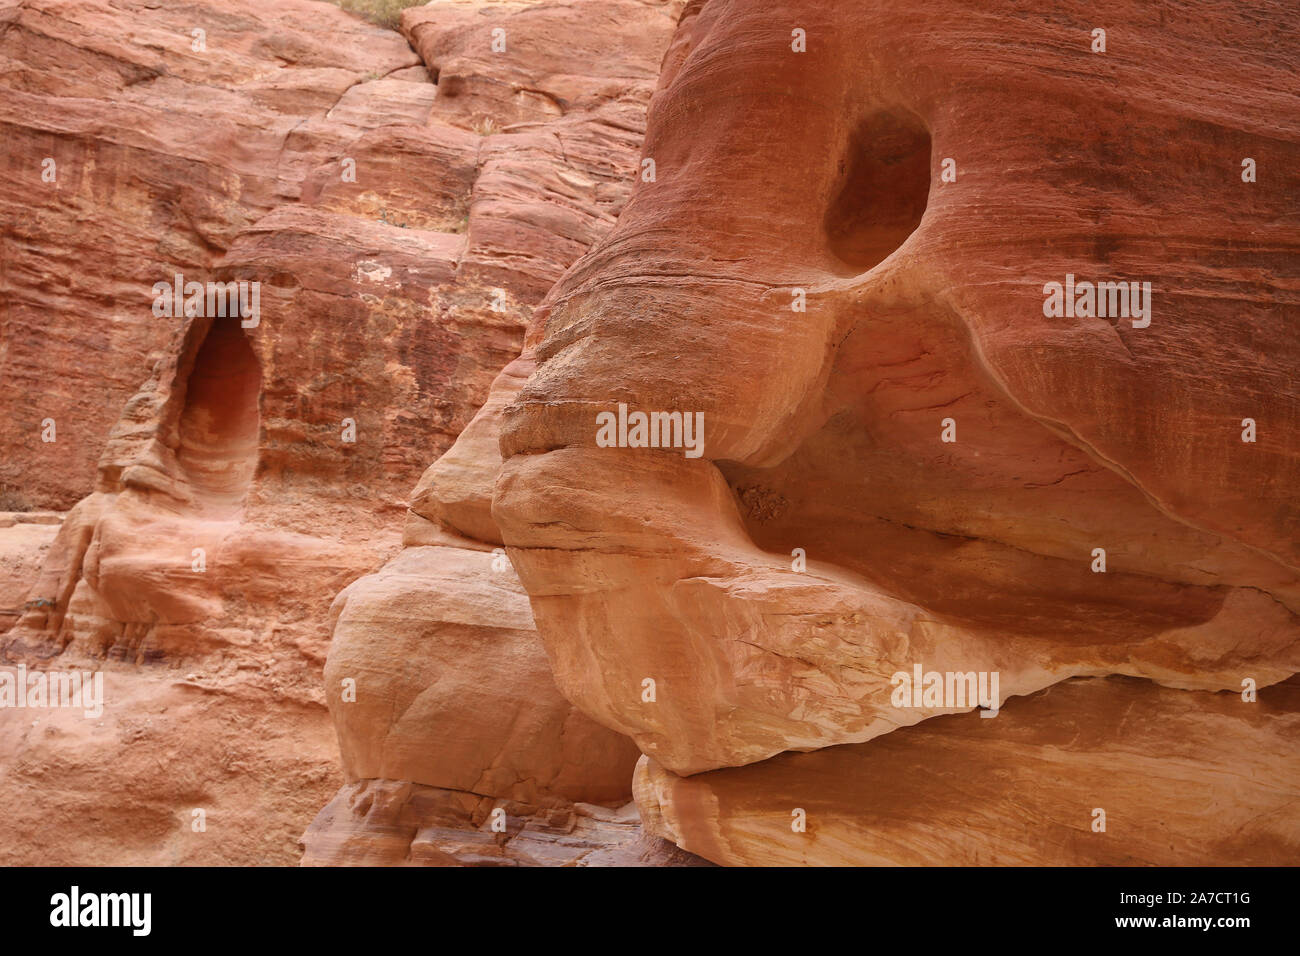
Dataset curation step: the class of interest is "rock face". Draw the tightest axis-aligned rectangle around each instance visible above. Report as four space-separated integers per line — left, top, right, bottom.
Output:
303 0 688 866
1 0 437 865
322 543 638 802
0 669 340 866
487 0 1300 862
0 0 684 865
302 780 710 866
636 676 1300 866
4 0 1296 869
0 0 427 510
0 513 62 633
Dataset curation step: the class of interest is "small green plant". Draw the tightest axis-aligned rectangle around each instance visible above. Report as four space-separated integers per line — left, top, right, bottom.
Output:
330 0 426 31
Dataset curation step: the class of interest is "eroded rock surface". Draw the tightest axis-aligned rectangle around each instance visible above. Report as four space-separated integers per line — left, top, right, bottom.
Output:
635 676 1300 866
1 0 437 864
0 0 426 509
305 0 686 866
494 0 1300 783
1 0 679 865
302 779 709 866
4 0 1296 869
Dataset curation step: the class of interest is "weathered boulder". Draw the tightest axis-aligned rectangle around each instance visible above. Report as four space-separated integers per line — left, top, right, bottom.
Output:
635 676 1300 866
303 0 687 865
0 0 680 866
495 0 1300 776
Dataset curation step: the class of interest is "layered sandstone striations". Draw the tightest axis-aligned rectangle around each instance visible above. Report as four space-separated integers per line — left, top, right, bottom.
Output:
303 0 693 867
636 676 1300 865
1 0 434 864
495 0 1300 769
0 0 683 865
489 0 1300 863
0 0 426 509
4 0 1296 869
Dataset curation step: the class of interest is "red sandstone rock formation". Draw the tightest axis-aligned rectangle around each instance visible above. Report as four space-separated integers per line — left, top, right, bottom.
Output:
1 0 434 864
0 0 684 865
636 676 1300 865
3 0 1296 869
490 0 1300 862
0 513 61 633
301 0 692 867
0 0 427 509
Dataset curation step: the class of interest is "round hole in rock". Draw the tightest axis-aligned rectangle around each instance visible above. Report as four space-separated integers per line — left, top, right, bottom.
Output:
824 108 931 272
176 315 261 514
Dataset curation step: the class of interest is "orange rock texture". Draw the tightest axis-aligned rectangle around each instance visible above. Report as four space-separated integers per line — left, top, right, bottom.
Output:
635 676 1300 865
491 0 1300 860
2 0 1297 868
0 0 686 865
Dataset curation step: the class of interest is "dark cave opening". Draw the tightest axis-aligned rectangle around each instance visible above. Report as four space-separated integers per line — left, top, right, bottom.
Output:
825 108 931 272
176 315 261 514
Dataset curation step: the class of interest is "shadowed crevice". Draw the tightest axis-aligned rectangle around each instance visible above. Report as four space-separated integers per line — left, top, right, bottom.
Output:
825 108 931 272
